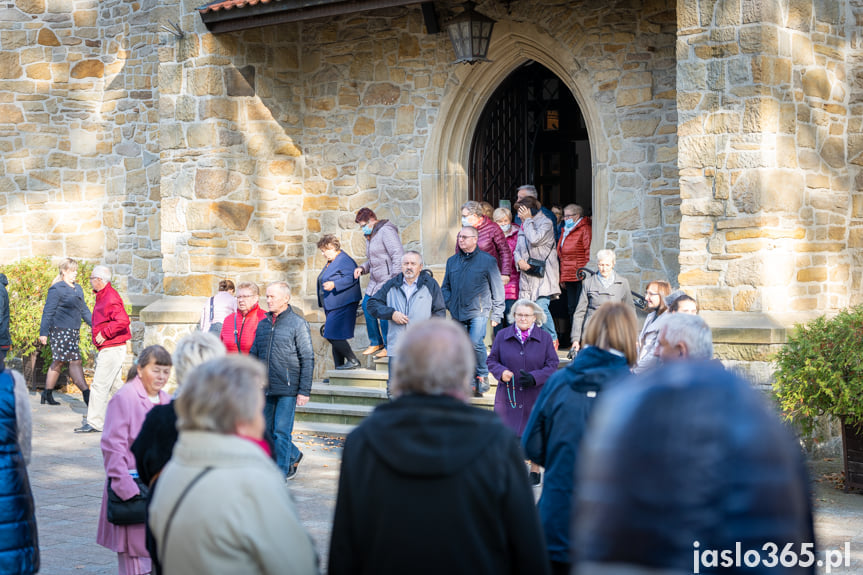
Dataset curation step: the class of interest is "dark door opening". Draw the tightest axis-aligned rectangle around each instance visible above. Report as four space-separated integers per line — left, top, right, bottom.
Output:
469 61 591 216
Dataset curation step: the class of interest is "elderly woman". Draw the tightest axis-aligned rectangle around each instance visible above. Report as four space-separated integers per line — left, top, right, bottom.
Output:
148 356 317 575
318 234 363 370
569 249 635 356
633 280 672 374
97 345 172 575
131 332 227 489
523 302 637 575
219 281 266 354
487 299 559 485
37 257 92 405
513 196 561 346
353 207 404 359
492 207 520 335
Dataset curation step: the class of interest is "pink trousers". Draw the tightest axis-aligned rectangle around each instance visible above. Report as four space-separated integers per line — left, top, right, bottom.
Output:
117 552 151 575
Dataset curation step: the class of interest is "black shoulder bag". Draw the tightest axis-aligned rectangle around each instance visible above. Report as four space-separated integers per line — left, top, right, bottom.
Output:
521 229 552 278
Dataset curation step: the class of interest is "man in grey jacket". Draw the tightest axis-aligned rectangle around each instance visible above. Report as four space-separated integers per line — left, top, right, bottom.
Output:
367 251 447 396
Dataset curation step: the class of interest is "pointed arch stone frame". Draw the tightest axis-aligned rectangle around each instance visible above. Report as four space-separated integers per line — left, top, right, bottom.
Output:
420 20 607 268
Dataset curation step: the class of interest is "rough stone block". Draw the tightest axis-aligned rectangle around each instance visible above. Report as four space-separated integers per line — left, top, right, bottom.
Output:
303 196 339 211
353 117 374 136
678 268 720 285
0 53 22 79
363 83 400 105
70 59 104 79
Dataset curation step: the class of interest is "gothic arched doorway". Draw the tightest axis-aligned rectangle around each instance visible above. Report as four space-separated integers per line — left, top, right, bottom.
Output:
470 61 592 216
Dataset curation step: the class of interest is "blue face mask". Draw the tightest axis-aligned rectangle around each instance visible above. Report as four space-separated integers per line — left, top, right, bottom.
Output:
461 216 471 227
564 218 576 230
362 225 373 236
499 223 511 233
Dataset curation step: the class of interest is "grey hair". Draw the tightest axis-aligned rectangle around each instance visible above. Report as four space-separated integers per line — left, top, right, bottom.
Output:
461 200 484 217
596 249 616 264
236 281 260 295
267 281 291 298
391 318 474 399
176 355 267 434
403 250 423 266
564 204 583 217
492 207 512 222
172 331 227 389
92 265 112 281
517 185 538 197
508 299 546 326
660 313 713 360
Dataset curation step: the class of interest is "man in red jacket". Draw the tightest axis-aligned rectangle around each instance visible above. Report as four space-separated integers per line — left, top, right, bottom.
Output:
220 282 266 353
74 266 131 433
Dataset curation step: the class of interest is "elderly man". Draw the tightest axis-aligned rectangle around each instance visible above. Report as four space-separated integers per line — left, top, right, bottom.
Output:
249 281 313 480
329 318 550 575
366 251 447 396
75 266 130 434
653 312 714 362
442 226 504 397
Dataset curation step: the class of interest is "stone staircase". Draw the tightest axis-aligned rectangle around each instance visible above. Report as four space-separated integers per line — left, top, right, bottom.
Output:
295 356 497 438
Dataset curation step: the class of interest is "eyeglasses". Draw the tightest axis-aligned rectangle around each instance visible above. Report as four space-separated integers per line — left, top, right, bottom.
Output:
514 313 535 318
646 291 660 297
237 295 257 299
457 235 477 240
564 214 578 219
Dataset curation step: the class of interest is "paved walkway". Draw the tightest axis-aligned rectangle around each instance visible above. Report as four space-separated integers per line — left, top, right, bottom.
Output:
27 388 863 575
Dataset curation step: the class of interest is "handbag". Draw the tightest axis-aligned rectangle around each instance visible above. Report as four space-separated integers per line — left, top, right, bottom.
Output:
106 476 150 525
521 232 551 278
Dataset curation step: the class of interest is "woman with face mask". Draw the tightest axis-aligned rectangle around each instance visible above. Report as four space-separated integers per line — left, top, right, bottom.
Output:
492 207 520 336
557 204 592 341
353 207 404 359
457 200 514 293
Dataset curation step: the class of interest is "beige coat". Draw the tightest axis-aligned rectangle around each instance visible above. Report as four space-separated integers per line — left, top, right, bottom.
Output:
513 211 561 301
149 431 318 575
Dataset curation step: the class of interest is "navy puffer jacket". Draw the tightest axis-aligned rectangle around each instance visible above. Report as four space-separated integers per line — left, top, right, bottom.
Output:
249 306 314 398
0 274 9 349
574 361 815 574
0 371 39 574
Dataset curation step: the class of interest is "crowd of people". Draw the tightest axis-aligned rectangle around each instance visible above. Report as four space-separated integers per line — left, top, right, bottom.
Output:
0 194 817 575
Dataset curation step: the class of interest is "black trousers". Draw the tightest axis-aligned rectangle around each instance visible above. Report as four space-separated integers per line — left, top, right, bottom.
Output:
328 338 357 366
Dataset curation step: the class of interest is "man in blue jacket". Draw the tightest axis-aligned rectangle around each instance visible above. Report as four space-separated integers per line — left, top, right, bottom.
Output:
249 281 314 480
442 227 504 396
367 251 447 396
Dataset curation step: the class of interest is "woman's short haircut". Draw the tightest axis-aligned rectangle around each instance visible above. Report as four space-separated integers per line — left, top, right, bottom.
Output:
508 299 546 326
480 201 494 218
355 207 376 223
582 302 638 366
647 280 673 315
172 332 227 390
316 234 340 251
175 356 267 434
236 281 260 295
596 249 616 264
138 345 173 368
218 279 235 292
515 196 541 212
391 318 474 399
461 200 484 217
493 207 512 223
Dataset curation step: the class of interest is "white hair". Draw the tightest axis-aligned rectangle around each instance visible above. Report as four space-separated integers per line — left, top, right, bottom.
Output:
517 185 537 198
508 299 546 326
92 265 112 281
172 331 227 389
597 249 616 264
660 313 713 360
267 281 291 298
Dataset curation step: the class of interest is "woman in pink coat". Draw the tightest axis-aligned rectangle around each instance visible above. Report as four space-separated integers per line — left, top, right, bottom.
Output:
97 345 172 575
493 206 520 337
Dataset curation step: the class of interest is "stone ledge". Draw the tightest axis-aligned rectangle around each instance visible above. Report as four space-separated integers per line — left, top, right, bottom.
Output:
140 296 208 324
701 311 786 344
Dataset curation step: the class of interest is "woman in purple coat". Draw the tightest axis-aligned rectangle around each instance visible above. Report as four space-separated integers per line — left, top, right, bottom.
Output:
487 298 559 485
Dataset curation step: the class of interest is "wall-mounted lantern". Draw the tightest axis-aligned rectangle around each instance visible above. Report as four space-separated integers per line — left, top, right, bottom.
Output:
445 1 495 64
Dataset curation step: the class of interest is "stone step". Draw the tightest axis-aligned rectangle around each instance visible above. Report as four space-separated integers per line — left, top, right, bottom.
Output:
324 368 388 389
311 384 388 406
296 402 374 425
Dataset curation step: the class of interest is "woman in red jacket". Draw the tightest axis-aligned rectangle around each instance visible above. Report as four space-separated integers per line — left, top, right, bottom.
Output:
557 204 591 328
220 282 266 354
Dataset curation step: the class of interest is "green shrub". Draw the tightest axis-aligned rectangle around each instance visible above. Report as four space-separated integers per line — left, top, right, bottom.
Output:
1 257 97 367
773 306 863 435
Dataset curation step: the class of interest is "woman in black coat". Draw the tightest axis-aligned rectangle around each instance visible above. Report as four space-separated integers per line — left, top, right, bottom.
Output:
37 258 92 405
317 234 363 370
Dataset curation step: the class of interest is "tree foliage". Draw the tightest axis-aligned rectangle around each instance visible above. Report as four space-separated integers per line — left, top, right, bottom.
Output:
773 306 863 435
1 257 97 366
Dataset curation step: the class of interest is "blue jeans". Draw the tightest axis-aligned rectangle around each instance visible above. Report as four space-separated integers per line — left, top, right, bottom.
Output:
535 296 558 341
264 395 301 477
362 294 389 347
460 316 489 379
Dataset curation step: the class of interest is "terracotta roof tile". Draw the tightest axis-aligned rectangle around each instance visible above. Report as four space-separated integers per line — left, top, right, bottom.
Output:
196 0 277 14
